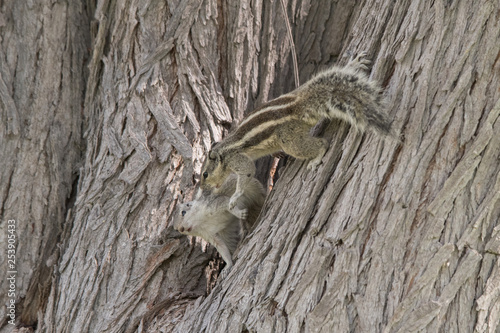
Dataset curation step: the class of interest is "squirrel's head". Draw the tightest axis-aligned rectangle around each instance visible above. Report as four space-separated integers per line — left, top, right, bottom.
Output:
200 146 230 189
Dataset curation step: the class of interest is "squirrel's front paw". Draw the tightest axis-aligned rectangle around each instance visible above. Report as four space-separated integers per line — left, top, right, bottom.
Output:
228 193 241 210
231 207 248 220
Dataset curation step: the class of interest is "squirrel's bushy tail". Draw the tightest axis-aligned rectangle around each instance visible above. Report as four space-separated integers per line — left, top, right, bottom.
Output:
303 52 395 138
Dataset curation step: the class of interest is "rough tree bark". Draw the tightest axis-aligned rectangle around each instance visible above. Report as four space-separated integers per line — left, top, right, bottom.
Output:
0 1 90 329
1 0 499 333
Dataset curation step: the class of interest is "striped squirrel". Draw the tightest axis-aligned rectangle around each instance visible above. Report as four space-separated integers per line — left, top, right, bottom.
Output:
173 174 266 269
200 52 394 209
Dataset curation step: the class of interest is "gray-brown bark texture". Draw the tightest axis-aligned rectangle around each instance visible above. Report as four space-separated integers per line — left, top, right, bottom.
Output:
0 0 499 332
0 0 90 329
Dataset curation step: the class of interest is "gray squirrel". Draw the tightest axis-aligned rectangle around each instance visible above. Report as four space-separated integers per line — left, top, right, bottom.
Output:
200 52 394 210
173 174 266 269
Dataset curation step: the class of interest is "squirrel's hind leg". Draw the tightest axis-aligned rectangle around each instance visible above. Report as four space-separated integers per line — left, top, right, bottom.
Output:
346 51 370 72
277 120 328 171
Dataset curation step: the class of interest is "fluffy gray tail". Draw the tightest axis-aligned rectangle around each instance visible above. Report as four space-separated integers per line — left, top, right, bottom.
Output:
305 52 396 139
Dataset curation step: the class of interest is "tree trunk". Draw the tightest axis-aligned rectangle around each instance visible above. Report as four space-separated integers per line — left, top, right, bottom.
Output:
1 0 499 332
0 1 89 329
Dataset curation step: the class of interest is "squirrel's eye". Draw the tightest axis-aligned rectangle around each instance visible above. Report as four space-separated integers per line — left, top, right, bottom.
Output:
203 171 208 179
181 210 186 216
